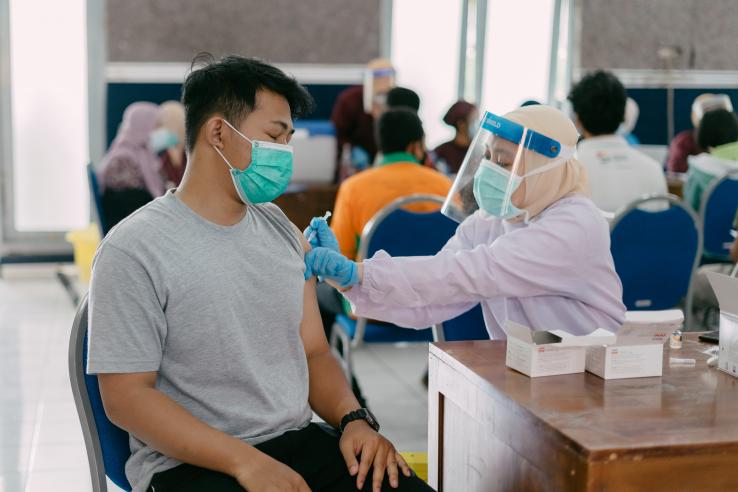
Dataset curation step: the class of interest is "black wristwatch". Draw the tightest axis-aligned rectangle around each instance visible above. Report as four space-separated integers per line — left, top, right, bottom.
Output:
339 408 380 433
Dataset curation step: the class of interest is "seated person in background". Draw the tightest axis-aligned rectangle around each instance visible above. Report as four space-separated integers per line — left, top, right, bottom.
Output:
315 108 452 402
331 58 396 180
157 100 188 188
88 54 431 492
616 97 641 146
434 100 478 174
377 87 436 169
331 107 453 260
684 108 738 211
667 93 734 173
569 70 667 214
97 102 167 229
386 87 421 113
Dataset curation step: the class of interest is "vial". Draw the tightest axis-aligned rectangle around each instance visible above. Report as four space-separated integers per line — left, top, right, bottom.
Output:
670 329 683 350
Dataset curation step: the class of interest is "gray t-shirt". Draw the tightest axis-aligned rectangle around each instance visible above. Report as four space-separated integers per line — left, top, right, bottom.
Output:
87 191 312 492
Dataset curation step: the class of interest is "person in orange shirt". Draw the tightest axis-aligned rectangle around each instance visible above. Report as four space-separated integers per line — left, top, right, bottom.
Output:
330 107 453 260
316 108 452 405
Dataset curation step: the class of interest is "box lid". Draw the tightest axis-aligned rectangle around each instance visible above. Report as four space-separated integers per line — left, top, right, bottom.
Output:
612 325 670 345
504 321 616 347
623 309 684 326
706 272 738 315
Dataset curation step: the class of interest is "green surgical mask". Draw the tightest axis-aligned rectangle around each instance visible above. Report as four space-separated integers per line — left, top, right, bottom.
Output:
213 119 294 204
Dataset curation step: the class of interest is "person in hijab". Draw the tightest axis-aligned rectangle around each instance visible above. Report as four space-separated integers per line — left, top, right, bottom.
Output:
434 100 478 174
304 105 626 339
97 102 166 229
157 100 187 187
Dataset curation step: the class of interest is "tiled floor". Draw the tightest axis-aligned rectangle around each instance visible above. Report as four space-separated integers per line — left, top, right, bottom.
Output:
0 266 429 491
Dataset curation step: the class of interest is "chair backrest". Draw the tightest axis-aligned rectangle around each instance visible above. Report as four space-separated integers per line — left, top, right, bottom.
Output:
68 296 132 492
700 171 738 260
610 195 701 319
358 194 459 261
441 304 489 341
87 163 108 236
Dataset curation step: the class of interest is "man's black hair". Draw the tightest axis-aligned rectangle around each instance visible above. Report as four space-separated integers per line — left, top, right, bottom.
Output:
386 87 421 112
567 70 626 136
377 107 424 154
181 53 315 151
697 109 738 149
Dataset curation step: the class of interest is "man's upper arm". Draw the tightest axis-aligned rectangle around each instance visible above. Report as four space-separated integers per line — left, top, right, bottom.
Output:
88 243 167 375
291 224 332 358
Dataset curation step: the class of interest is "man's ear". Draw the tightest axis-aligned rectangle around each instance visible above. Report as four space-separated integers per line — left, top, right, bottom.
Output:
204 116 226 150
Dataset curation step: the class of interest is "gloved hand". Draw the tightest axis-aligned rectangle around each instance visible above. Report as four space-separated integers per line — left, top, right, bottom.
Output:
303 217 339 252
304 247 359 288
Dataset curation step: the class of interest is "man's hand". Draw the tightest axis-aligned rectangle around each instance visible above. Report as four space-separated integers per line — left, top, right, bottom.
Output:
233 452 311 492
339 421 412 491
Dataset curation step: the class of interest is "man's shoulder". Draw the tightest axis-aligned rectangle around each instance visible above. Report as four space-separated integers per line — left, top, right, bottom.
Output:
101 195 176 252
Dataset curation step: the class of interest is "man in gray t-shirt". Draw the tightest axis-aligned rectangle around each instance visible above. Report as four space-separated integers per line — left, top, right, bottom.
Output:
88 54 434 492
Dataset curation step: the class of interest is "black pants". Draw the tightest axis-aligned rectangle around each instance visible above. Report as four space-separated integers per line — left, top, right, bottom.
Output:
148 423 434 492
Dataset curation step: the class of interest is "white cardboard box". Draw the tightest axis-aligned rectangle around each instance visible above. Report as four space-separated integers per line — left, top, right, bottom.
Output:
584 310 682 380
503 321 616 377
706 272 738 378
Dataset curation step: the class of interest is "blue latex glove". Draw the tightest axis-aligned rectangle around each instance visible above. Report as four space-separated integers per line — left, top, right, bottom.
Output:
304 247 359 288
303 217 339 252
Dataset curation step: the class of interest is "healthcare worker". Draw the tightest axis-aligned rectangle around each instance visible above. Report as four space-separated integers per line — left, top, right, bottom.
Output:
304 105 626 339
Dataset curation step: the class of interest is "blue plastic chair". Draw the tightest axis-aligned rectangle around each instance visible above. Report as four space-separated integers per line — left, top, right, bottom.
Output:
87 163 109 236
441 304 489 342
610 195 701 329
699 171 738 262
331 195 460 376
68 296 132 491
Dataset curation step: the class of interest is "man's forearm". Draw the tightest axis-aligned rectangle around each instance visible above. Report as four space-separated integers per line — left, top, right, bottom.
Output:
307 350 361 428
105 385 261 477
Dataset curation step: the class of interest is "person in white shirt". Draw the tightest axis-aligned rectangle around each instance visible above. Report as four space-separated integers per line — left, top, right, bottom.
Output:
569 71 667 214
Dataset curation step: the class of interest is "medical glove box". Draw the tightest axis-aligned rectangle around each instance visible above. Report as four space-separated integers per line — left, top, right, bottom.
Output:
706 272 738 378
503 321 616 377
585 310 682 380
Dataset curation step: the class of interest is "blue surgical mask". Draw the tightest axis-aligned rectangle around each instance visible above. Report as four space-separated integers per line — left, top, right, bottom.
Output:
149 128 179 154
473 160 524 219
473 157 568 219
213 120 294 204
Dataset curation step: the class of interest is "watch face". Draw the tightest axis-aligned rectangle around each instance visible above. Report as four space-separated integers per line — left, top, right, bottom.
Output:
360 408 379 430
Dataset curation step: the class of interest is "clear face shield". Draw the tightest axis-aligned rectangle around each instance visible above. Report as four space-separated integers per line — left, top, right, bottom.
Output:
441 111 573 222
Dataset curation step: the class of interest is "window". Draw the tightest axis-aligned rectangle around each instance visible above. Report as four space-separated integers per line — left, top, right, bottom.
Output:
7 0 89 233
480 0 555 114
391 0 463 148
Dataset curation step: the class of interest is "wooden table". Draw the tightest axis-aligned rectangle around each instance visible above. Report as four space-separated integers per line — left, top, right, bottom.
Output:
428 336 738 491
273 183 338 231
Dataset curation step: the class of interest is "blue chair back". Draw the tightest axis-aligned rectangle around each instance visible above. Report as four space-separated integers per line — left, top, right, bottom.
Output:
87 163 108 236
700 172 738 261
610 195 701 321
442 304 489 341
359 195 459 260
68 296 132 491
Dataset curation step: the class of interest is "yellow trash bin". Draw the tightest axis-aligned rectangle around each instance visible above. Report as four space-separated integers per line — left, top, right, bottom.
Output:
65 224 101 283
400 452 428 483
